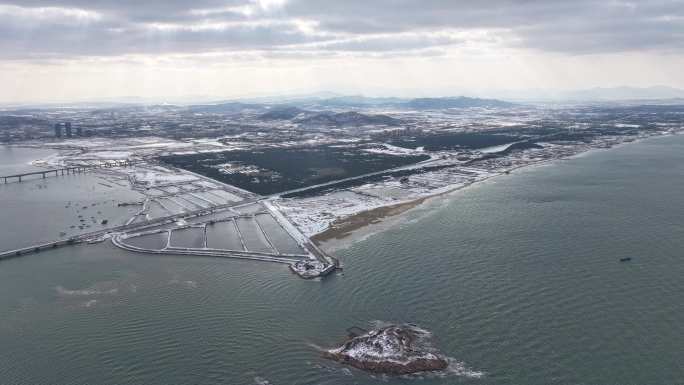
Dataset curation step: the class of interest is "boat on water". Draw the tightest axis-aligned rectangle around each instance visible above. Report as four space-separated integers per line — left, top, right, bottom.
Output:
619 257 632 262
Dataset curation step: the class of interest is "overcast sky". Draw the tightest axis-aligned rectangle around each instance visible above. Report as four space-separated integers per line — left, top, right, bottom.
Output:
1 0 684 102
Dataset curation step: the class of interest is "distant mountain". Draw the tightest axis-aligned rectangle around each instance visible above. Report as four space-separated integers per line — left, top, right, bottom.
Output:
258 106 307 120
236 91 342 104
304 95 515 109
174 95 517 115
296 111 401 127
491 86 684 102
559 86 684 101
403 96 515 109
314 95 407 108
187 102 264 114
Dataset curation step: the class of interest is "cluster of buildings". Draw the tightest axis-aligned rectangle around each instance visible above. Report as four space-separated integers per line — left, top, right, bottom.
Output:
54 122 82 138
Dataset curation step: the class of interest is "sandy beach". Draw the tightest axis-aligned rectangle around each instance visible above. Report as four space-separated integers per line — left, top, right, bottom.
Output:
311 196 429 245
310 133 675 251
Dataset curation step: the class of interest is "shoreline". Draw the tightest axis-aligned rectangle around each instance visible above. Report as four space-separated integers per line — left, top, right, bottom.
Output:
311 132 677 250
311 176 499 250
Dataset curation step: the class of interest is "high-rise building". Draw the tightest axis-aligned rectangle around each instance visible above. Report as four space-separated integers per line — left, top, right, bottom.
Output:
76 126 82 136
54 123 63 138
65 122 72 138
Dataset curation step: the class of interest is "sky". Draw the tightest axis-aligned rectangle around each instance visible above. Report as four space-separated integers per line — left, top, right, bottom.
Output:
1 0 684 103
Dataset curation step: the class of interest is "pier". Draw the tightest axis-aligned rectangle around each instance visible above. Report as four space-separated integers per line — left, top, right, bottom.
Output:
1 160 135 184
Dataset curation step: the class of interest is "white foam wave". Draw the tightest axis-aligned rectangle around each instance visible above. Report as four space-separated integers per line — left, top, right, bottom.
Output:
253 376 272 385
443 357 485 379
56 285 118 296
169 279 198 289
81 299 98 308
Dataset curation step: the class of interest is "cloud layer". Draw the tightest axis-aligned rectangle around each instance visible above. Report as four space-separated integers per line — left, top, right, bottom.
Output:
1 0 683 60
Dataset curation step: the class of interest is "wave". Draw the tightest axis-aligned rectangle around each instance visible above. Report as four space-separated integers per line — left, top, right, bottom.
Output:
56 285 118 296
253 376 272 385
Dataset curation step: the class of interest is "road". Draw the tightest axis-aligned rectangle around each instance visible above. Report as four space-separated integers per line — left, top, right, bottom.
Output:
270 155 444 198
0 197 260 259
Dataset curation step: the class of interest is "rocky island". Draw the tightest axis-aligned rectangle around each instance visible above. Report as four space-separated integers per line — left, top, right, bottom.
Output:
323 324 448 375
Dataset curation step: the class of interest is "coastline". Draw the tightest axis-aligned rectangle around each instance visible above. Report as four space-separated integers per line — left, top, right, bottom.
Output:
311 157 564 248
311 195 431 245
311 178 497 251
310 132 677 250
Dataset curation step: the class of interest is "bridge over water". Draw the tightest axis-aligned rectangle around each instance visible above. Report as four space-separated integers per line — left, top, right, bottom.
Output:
1 160 135 183
0 197 259 259
0 195 338 277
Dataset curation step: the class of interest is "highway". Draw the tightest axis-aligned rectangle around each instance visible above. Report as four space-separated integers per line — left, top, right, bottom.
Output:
270 155 444 198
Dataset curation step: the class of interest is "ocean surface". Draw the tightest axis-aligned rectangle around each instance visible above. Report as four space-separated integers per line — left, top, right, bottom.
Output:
0 145 56 175
0 147 144 250
2 135 684 385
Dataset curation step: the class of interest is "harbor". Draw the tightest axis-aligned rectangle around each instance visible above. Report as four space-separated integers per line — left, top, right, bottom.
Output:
0 153 338 278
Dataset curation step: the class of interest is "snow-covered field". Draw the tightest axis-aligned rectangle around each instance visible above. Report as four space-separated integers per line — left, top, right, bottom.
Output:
15 126 684 247
270 129 681 239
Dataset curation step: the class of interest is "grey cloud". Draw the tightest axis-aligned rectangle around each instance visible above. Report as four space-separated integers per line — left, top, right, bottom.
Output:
281 0 684 54
1 0 246 21
512 8 684 53
307 34 467 52
0 0 682 59
0 21 326 58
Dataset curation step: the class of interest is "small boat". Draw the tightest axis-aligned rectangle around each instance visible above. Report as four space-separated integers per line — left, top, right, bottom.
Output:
619 257 632 262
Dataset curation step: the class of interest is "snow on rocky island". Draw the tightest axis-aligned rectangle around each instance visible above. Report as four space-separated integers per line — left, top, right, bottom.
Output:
323 324 448 375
